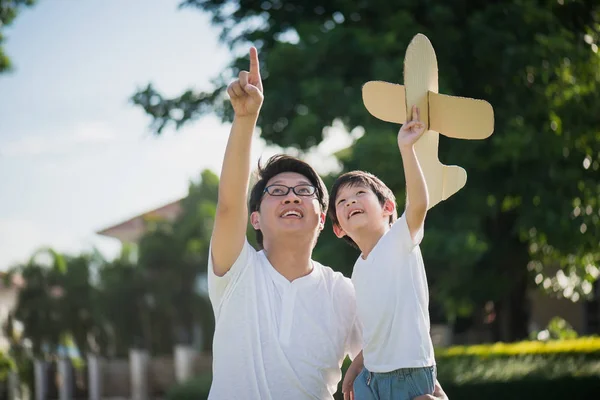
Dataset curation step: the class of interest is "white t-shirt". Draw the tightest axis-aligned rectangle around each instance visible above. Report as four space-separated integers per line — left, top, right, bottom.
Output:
208 239 362 400
351 213 435 372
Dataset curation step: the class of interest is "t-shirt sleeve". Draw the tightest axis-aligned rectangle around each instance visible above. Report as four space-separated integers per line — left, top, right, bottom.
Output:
345 314 363 361
207 238 255 316
389 211 424 252
336 276 364 360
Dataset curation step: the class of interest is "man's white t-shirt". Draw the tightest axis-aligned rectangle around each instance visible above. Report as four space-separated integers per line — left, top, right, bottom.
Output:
351 213 435 372
208 239 362 400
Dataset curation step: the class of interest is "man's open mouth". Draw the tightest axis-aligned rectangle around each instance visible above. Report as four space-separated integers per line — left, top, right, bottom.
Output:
281 209 303 218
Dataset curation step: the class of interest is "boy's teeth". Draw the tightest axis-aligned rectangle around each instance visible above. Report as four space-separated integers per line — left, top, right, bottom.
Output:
349 210 362 217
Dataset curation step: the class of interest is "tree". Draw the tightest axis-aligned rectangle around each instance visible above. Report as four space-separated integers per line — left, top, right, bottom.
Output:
96 245 148 357
0 0 36 73
56 253 99 357
133 169 219 354
8 248 106 361
11 248 66 359
5 169 221 360
134 0 600 341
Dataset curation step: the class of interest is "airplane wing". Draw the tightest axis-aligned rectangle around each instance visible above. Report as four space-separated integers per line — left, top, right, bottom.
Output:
429 92 494 140
362 81 407 124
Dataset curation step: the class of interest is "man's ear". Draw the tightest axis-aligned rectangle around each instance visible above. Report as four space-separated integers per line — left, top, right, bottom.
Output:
383 199 396 216
250 211 260 230
318 212 326 231
332 222 346 238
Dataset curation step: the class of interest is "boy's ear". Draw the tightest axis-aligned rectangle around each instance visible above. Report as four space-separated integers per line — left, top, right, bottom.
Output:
250 211 260 230
332 222 346 238
383 199 396 216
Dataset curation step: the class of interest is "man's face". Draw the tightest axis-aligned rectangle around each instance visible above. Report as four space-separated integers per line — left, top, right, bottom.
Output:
251 172 325 245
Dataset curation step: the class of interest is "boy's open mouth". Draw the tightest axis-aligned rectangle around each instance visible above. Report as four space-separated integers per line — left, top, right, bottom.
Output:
347 209 364 219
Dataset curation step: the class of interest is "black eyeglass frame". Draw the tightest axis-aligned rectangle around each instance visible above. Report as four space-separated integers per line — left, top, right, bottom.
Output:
262 184 317 197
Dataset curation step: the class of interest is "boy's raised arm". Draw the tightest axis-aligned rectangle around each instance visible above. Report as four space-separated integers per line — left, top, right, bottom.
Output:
211 47 264 277
397 106 429 240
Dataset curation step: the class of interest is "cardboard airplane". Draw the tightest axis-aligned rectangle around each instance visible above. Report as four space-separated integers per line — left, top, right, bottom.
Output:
362 33 495 209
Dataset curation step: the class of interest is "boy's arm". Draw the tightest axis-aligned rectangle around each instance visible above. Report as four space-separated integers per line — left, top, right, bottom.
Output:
342 351 364 400
398 105 428 240
211 47 264 277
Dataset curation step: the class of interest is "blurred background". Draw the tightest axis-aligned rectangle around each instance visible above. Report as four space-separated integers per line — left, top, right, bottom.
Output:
0 0 599 399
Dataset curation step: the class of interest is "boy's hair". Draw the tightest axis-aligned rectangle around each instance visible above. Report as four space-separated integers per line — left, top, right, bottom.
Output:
328 170 398 249
249 154 329 248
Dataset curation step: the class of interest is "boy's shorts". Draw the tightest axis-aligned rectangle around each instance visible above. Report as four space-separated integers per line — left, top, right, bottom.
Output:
353 365 436 400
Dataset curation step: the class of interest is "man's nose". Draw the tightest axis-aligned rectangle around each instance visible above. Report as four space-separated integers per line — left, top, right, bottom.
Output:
345 199 357 206
282 192 302 204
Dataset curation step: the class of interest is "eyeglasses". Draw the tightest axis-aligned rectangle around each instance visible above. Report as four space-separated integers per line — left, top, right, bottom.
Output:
263 184 317 197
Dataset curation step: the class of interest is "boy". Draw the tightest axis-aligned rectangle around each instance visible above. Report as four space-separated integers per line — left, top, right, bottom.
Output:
329 105 436 400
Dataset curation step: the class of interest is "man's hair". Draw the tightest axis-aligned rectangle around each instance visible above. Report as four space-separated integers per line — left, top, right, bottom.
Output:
249 154 328 248
328 170 397 249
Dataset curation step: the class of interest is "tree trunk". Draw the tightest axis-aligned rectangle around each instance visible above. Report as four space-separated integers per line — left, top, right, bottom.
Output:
494 258 531 342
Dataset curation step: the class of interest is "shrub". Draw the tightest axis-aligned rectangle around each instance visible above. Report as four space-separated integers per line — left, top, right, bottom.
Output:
165 372 212 400
436 336 600 358
167 338 600 400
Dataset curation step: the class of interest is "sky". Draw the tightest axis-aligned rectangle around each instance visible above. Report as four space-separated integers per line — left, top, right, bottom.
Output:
0 0 355 269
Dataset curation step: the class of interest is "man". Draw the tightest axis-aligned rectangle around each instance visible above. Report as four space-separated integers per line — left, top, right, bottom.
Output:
207 46 448 400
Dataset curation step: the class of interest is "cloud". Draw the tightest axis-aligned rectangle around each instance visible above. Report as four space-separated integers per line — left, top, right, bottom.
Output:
0 121 119 157
0 218 77 269
0 217 123 270
71 121 118 144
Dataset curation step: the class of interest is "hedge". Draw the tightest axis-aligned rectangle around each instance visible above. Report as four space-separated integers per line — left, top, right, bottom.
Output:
442 376 600 399
436 336 600 358
435 337 600 385
166 337 600 400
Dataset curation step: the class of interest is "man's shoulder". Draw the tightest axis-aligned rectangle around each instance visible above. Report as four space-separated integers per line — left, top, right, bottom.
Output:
314 261 351 282
313 261 355 299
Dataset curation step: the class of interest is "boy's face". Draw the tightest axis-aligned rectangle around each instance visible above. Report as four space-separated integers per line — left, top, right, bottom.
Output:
251 172 325 245
333 184 394 239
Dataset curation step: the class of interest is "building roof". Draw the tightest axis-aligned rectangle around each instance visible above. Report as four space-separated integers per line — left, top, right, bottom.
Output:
96 199 183 243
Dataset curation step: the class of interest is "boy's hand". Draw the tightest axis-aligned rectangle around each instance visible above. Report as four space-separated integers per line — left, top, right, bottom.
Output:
412 380 449 400
227 47 264 118
342 363 361 400
398 105 426 149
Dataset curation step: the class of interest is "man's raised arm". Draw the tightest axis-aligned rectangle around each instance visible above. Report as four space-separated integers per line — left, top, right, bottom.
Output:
211 47 264 277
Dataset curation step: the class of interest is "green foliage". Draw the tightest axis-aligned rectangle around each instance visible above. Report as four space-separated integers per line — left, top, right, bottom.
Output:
529 316 579 341
546 316 579 340
133 169 218 353
134 0 600 341
435 337 600 399
437 354 600 384
442 377 600 400
96 247 147 356
0 351 15 381
7 170 219 359
0 0 37 73
437 336 600 358
432 337 600 396
11 249 70 358
162 338 600 400
165 372 212 400
57 254 98 356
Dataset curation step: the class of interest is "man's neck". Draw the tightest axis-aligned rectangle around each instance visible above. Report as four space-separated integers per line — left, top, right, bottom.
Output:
352 224 390 260
263 238 314 282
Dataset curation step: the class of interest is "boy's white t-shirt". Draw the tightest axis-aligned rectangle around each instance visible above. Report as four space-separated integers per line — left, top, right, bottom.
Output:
208 239 362 400
351 213 435 372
